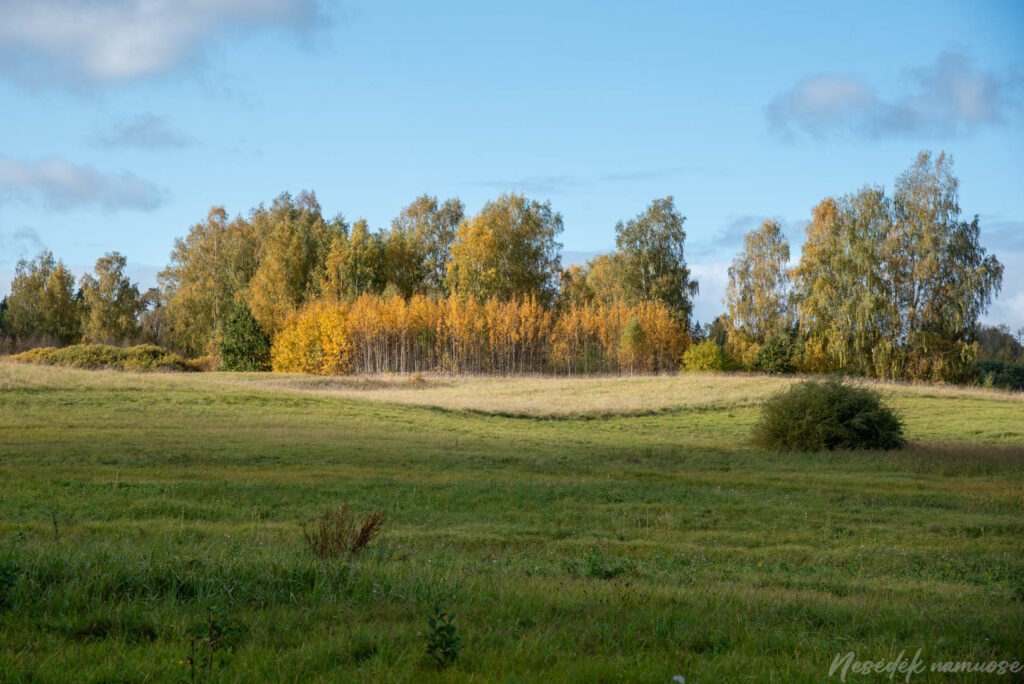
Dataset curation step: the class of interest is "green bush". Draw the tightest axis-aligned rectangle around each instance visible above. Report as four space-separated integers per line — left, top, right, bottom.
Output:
421 606 462 669
682 339 729 372
754 378 905 451
220 305 271 371
11 344 192 372
972 359 1024 391
753 333 796 374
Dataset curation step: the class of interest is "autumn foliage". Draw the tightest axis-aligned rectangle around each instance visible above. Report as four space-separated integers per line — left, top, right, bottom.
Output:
272 294 688 375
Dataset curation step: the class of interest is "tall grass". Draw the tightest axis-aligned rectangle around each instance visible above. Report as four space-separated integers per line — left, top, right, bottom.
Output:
0 360 1021 680
303 506 386 559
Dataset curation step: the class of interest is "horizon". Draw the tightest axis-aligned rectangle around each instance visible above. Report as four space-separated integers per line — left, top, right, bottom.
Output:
1 1 1022 327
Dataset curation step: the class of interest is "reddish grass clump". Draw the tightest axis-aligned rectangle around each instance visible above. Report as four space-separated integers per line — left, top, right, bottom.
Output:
304 505 386 559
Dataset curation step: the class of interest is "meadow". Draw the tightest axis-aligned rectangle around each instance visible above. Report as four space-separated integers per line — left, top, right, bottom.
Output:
0 362 1022 682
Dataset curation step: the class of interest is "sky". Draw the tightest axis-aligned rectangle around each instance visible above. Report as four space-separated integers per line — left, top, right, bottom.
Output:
1 0 1022 328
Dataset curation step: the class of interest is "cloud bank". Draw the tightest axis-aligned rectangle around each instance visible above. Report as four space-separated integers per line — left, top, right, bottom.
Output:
767 52 1023 138
0 154 163 211
0 0 320 87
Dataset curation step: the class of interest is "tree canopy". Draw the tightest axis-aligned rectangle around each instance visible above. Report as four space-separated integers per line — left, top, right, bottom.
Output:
0 150 1009 383
5 250 80 345
446 194 564 304
80 252 144 345
612 197 698 325
726 219 792 343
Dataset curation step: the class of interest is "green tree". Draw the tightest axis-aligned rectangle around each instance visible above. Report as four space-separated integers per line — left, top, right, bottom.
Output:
752 333 796 374
245 191 340 334
389 195 464 295
726 219 792 342
446 194 563 303
792 190 893 375
320 218 383 301
220 304 271 371
584 253 630 305
619 317 646 373
613 197 698 324
380 223 426 298
793 151 1003 382
160 206 262 356
682 339 730 372
557 264 594 308
5 250 81 345
887 151 1003 381
702 314 731 348
977 324 1022 363
138 288 169 346
80 252 143 344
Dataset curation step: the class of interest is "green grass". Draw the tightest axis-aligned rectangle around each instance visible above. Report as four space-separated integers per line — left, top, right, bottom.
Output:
0 362 1022 682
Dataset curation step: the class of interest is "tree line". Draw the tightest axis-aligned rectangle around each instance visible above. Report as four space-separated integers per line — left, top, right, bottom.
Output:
0 151 1011 384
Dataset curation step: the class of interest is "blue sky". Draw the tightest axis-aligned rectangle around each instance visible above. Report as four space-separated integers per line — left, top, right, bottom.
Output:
1 0 1022 327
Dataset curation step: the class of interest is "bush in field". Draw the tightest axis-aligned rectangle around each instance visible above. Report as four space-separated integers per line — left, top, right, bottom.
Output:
681 339 730 372
220 305 271 371
11 344 192 372
754 378 905 451
752 333 796 374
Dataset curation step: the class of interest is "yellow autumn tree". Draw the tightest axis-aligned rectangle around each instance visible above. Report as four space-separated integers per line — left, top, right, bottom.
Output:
271 300 352 375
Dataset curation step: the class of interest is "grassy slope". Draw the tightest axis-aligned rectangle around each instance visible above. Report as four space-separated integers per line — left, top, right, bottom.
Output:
0 362 1022 682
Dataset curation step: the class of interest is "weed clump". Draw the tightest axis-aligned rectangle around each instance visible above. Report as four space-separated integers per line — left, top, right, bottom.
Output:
303 506 385 559
421 606 462 669
754 378 906 451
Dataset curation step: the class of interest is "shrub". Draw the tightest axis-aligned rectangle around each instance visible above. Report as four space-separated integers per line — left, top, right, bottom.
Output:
303 505 385 559
10 344 192 372
682 339 729 372
753 333 796 374
754 378 905 451
220 305 271 371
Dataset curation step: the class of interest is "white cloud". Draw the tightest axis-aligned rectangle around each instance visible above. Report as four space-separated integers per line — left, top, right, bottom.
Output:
0 226 44 259
768 52 1023 139
0 0 320 86
0 154 163 211
95 114 196 149
767 75 877 137
983 250 1024 330
689 260 731 324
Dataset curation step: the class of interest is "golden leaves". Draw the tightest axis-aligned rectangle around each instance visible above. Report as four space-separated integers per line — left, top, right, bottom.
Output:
270 294 688 376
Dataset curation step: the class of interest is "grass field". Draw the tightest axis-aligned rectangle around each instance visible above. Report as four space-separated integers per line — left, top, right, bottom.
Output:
1 361 1022 682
